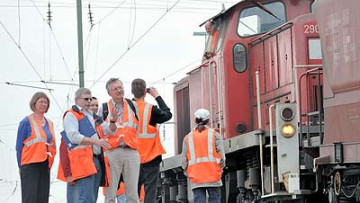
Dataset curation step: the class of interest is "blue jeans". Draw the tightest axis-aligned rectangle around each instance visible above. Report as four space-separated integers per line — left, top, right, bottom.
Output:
116 194 126 203
76 174 95 203
68 157 102 203
67 183 78 203
193 187 221 203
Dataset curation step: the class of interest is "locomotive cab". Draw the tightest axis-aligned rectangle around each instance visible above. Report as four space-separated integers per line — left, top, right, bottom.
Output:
159 0 359 202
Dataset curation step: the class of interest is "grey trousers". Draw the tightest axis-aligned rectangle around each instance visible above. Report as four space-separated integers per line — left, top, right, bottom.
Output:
105 147 140 203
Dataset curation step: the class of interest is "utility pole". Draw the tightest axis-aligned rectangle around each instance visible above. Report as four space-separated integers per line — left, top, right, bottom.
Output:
76 0 85 87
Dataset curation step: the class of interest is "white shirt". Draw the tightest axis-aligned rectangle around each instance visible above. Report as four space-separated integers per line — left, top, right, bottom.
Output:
63 105 111 155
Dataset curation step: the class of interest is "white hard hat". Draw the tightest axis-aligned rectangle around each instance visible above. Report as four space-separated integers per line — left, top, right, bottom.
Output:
194 108 210 120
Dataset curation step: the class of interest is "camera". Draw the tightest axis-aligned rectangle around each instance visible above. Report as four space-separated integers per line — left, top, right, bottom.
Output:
146 88 150 93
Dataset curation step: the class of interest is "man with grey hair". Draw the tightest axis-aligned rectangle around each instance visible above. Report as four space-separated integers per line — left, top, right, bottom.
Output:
99 78 140 203
203 20 218 59
62 87 111 203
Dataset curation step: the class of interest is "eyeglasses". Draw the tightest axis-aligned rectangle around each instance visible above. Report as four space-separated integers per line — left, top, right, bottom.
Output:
111 86 124 92
82 97 93 101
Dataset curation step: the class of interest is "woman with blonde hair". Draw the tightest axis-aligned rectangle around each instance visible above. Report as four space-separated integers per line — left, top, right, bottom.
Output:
16 92 56 203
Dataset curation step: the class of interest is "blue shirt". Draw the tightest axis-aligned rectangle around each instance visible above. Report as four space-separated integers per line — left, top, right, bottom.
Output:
16 117 52 167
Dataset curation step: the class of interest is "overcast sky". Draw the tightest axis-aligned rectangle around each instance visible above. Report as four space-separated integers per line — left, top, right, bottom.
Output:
0 0 238 202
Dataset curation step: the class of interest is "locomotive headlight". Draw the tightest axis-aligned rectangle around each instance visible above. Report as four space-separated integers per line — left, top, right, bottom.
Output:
281 123 295 138
281 107 294 121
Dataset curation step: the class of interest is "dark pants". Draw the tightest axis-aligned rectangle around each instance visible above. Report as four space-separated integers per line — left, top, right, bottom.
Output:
93 156 102 201
138 164 160 203
20 160 50 203
193 187 221 203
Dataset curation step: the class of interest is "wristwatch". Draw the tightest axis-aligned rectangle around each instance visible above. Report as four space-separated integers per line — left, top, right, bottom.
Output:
110 120 116 123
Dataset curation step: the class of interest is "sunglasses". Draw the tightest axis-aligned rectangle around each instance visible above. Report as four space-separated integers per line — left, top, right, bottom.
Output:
82 97 93 101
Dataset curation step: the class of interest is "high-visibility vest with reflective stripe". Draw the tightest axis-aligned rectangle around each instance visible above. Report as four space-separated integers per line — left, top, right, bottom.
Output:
21 114 56 168
185 128 222 184
101 99 139 149
59 109 97 181
135 101 166 164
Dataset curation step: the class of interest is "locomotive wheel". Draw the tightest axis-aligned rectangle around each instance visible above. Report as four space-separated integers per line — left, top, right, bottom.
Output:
334 171 342 196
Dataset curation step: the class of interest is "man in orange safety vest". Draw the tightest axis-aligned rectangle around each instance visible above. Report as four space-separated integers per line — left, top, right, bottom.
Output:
131 78 172 203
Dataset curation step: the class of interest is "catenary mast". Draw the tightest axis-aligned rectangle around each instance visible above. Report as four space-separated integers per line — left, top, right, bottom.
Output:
76 0 85 87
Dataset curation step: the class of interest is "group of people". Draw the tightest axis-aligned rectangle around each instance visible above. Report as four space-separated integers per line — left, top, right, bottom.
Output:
16 78 226 203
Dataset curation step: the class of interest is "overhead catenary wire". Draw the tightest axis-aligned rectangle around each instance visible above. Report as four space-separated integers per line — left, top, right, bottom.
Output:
93 22 101 82
0 138 14 151
49 20 52 81
0 0 228 14
5 82 54 91
150 58 199 85
1 0 225 112
84 24 94 74
47 12 75 83
94 0 127 25
3 79 179 85
89 0 182 88
125 58 199 98
0 4 220 13
0 19 62 112
1 0 234 15
17 0 21 46
41 80 79 86
0 79 80 84
0 20 42 81
127 0 137 48
3 0 236 6
0 123 20 127
55 91 71 129
83 26 94 55
27 0 75 84
43 19 46 80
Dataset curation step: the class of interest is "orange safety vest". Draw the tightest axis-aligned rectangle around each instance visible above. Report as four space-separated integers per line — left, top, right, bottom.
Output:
57 108 97 182
21 114 56 168
99 99 138 149
135 101 166 164
210 30 219 52
185 128 222 184
102 183 145 200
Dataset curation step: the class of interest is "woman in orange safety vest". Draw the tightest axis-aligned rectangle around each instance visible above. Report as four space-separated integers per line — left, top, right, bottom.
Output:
181 108 225 203
16 92 56 203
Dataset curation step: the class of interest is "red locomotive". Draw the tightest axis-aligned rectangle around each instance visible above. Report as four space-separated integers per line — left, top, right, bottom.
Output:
159 0 360 202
